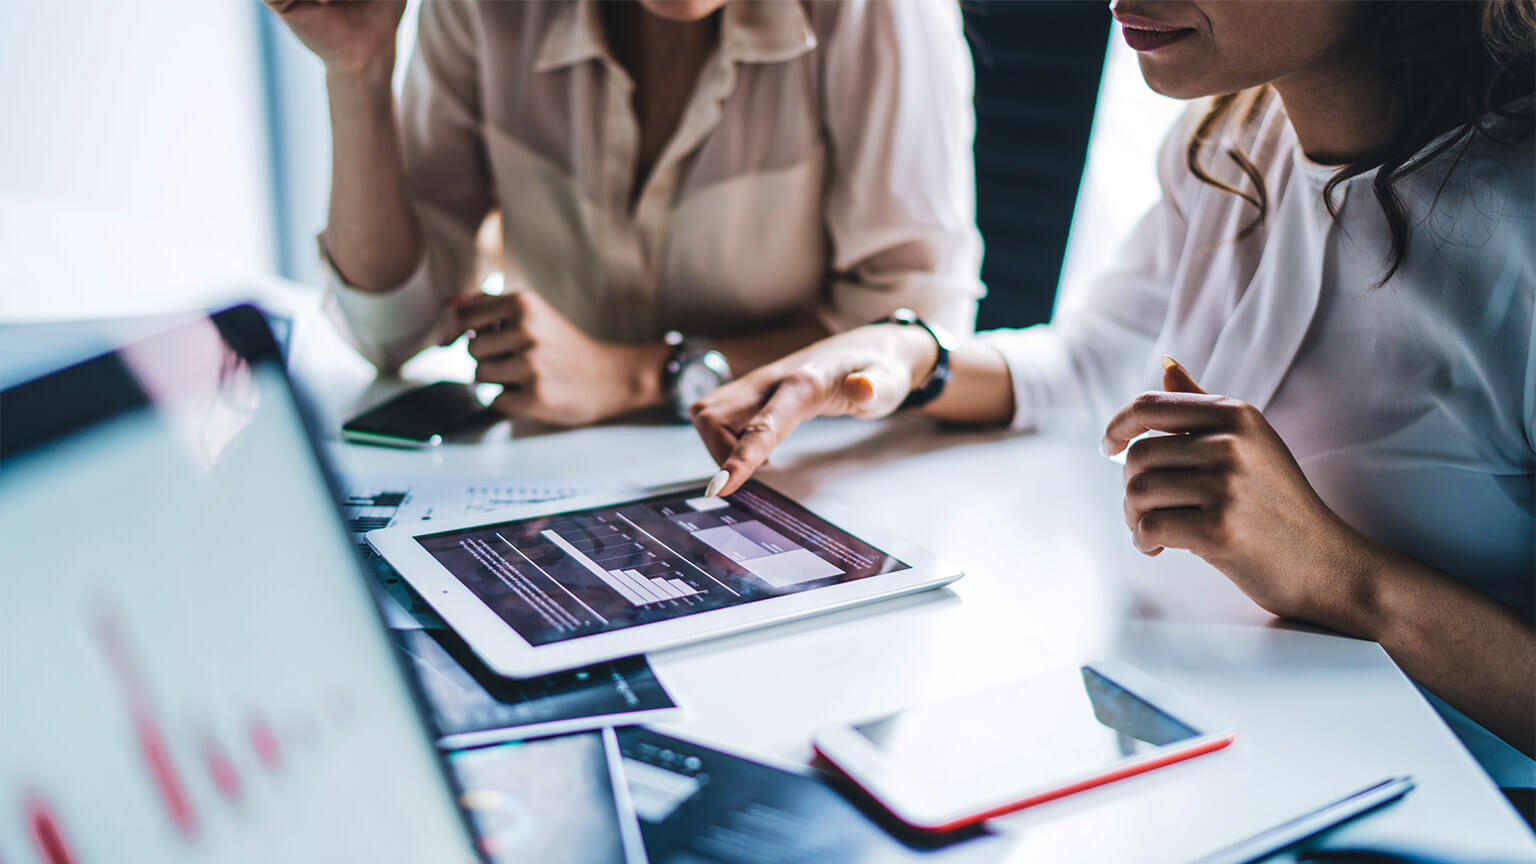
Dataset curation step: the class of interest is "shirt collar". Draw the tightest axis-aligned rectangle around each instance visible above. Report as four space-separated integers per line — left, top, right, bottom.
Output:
721 1 817 63
534 0 816 74
534 0 606 73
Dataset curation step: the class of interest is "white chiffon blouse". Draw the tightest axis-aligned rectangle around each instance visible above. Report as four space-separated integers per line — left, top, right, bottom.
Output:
983 93 1535 773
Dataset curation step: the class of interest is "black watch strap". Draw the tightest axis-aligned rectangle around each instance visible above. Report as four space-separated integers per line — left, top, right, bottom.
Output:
872 308 952 411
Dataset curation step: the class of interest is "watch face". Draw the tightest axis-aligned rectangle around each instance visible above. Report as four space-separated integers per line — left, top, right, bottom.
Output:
676 358 727 405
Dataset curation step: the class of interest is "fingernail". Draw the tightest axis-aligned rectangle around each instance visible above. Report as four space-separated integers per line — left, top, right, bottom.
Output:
704 469 730 498
1161 354 1179 371
1099 437 1112 457
845 372 875 402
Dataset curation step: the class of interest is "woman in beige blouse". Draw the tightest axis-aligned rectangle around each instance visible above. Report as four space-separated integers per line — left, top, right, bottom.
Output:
264 0 983 426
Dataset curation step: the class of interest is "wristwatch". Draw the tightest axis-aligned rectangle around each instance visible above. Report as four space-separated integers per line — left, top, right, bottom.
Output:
872 308 953 410
662 331 732 421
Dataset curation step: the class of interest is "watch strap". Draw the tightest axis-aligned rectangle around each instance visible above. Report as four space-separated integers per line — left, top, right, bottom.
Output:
871 309 952 411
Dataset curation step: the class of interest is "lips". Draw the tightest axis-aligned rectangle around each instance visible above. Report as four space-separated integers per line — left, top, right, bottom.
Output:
1121 25 1194 51
1114 11 1195 52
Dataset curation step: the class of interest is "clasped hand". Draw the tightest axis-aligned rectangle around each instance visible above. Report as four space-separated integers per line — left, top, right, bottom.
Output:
1103 359 1368 626
450 291 657 426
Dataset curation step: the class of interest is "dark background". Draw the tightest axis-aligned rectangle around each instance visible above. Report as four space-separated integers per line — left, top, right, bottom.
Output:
964 1 1113 330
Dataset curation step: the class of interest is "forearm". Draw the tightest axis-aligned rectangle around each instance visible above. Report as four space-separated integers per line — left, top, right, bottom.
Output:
323 59 422 292
1338 538 1536 755
921 339 1015 426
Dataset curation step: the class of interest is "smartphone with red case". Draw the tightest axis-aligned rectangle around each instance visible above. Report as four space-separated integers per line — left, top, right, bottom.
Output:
814 660 1235 833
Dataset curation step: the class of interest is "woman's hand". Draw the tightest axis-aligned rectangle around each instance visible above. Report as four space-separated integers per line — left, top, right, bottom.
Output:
262 0 406 77
453 292 667 427
690 324 937 497
1103 357 1373 629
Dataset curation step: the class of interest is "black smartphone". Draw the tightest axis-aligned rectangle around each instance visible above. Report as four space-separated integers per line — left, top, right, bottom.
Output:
341 382 494 448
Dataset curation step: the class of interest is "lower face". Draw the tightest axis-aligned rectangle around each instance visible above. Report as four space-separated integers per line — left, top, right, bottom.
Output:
1108 0 1361 99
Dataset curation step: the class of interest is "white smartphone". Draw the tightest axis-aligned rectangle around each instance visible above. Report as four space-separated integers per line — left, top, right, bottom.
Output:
813 660 1235 833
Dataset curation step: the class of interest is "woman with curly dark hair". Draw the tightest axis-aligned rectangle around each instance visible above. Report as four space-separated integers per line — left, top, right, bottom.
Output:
692 0 1536 787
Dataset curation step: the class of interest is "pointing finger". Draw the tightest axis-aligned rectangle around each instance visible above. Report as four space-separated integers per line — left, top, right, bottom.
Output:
715 376 823 496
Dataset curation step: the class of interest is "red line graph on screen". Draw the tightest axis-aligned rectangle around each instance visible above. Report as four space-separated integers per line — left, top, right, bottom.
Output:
14 607 361 859
249 713 283 771
25 796 78 864
96 613 199 838
202 737 243 804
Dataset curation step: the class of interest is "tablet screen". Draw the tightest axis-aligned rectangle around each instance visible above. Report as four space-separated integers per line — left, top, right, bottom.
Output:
451 730 644 863
412 481 907 645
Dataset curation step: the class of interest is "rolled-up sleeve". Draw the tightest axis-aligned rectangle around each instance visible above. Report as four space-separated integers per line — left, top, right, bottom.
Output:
977 116 1191 431
321 0 494 373
816 0 984 337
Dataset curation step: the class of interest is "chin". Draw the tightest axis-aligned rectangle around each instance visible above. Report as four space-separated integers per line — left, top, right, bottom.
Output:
638 0 728 21
1135 57 1217 101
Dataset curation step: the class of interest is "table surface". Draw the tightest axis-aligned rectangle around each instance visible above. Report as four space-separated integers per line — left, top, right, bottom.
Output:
279 291 1534 863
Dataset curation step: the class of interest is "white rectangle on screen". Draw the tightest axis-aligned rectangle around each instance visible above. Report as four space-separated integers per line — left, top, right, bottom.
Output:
742 548 844 588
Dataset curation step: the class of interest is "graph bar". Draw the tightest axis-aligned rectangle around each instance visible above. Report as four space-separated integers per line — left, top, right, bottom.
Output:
542 529 648 605
346 491 406 507
95 615 199 838
541 529 603 573
614 568 664 603
636 571 681 599
603 572 646 605
666 579 697 598
347 516 391 533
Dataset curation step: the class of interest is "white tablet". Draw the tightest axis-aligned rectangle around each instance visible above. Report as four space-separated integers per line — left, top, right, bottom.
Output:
367 479 962 678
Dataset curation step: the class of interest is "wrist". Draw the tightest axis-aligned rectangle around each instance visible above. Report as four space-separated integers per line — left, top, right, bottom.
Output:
1303 517 1390 640
875 323 939 394
618 341 670 412
325 52 397 95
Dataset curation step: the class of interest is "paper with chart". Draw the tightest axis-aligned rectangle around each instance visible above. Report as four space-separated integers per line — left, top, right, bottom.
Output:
395 628 678 749
340 474 593 629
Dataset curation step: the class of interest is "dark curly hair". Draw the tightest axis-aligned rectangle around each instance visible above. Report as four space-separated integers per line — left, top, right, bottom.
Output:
1185 0 1535 283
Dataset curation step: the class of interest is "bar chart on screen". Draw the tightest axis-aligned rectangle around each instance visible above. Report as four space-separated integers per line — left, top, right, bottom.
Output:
535 524 707 607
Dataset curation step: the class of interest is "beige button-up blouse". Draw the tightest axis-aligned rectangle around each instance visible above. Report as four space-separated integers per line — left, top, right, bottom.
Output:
323 0 984 371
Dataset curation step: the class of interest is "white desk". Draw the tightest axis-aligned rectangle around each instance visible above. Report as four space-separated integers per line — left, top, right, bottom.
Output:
285 295 1534 863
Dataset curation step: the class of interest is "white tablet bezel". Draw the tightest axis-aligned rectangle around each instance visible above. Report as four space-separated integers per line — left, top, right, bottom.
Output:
367 479 962 678
601 726 650 864
812 660 1236 833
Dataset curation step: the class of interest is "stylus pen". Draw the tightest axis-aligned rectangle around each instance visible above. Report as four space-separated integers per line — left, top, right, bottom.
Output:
1188 776 1415 864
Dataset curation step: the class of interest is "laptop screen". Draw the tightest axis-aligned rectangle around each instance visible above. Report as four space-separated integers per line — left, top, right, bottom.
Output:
0 307 479 863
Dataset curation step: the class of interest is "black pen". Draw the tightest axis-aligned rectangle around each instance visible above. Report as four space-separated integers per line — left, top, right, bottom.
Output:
1190 776 1416 864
